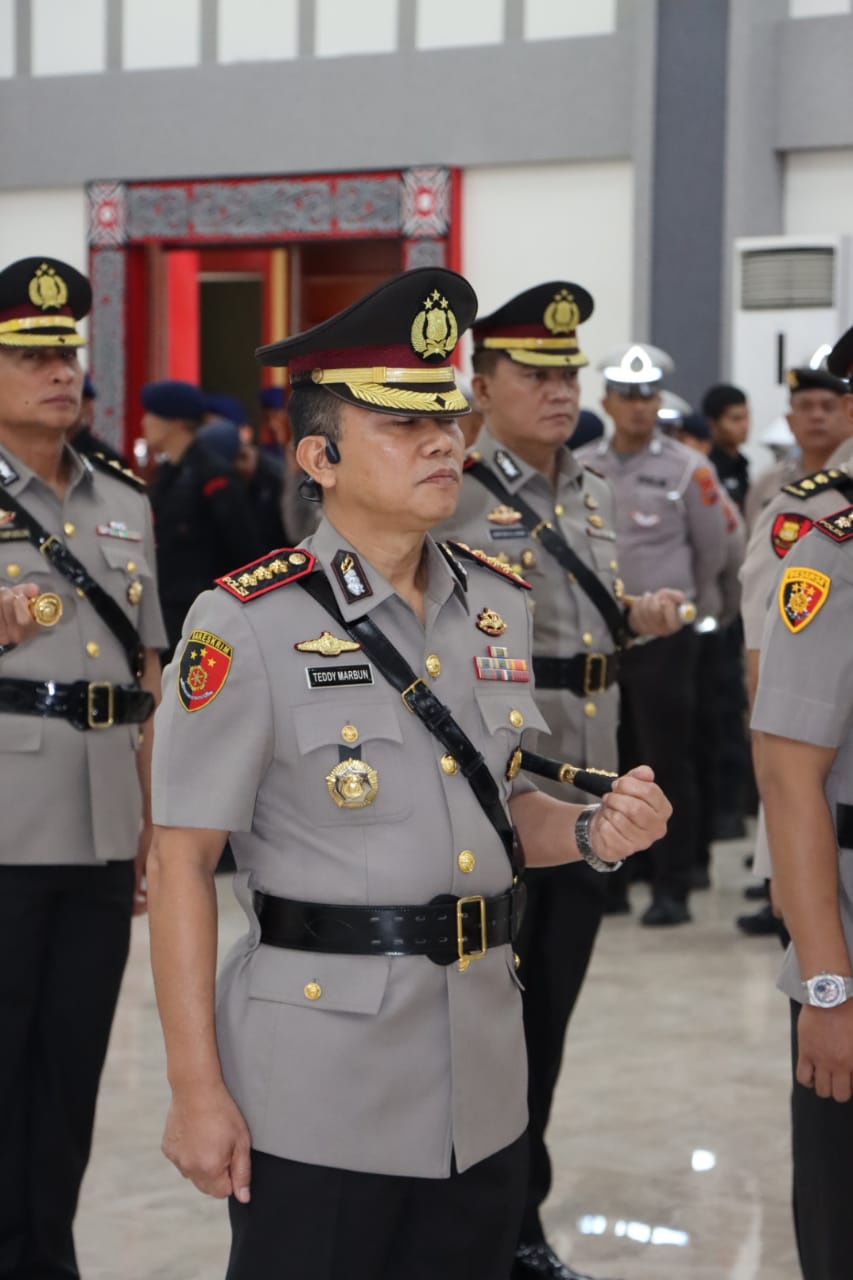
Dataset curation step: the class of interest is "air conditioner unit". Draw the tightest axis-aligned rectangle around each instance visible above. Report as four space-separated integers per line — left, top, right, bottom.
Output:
731 235 853 464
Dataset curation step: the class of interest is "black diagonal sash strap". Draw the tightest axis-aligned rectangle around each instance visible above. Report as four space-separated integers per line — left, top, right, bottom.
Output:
465 459 628 648
0 490 144 679
298 571 521 876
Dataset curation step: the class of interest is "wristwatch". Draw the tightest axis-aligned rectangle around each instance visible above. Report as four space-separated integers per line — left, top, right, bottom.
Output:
801 973 853 1008
574 805 623 874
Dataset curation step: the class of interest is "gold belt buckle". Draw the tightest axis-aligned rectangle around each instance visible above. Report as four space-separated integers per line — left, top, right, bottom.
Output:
87 681 115 729
39 534 61 559
583 653 608 695
401 676 428 714
456 895 487 972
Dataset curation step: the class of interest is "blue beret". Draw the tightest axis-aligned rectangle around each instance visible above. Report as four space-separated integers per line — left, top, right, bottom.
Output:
140 380 206 421
568 409 604 450
204 392 247 425
83 373 97 399
197 417 241 463
259 386 287 410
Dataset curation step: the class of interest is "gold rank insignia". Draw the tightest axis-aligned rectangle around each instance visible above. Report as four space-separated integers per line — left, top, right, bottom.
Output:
177 630 233 712
295 631 362 657
217 549 315 601
543 288 580 334
446 541 532 589
410 290 459 360
326 757 379 808
778 566 830 634
783 468 849 501
814 506 853 543
487 504 524 525
477 608 507 637
29 262 68 310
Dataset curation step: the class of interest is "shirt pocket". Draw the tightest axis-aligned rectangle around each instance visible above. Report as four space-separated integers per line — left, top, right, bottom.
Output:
97 541 154 616
291 699 412 826
0 715 43 753
248 945 391 1015
473 687 550 781
0 543 54 587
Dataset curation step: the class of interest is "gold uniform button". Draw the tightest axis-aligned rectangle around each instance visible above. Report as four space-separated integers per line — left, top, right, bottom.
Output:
6 564 20 579
585 701 597 718
440 753 458 775
588 514 605 529
509 708 524 728
609 560 619 572
303 982 322 1001
63 522 75 537
582 632 593 647
457 850 476 874
289 552 308 566
126 561 137 573
514 952 521 970
76 588 86 599
425 654 441 678
554 503 565 516
86 641 100 658
341 724 359 744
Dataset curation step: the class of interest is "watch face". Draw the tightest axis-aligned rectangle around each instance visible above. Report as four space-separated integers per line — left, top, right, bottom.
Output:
811 975 845 1007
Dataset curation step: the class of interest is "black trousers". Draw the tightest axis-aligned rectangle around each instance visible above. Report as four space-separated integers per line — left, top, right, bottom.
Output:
226 1134 528 1280
0 862 134 1280
514 863 605 1243
616 629 699 902
790 1002 853 1280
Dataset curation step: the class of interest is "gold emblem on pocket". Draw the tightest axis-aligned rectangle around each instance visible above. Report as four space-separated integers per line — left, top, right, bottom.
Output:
476 608 507 637
29 592 63 627
326 758 379 809
127 580 143 605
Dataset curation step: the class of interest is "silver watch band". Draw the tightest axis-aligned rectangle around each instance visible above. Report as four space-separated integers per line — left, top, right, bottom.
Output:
574 804 623 874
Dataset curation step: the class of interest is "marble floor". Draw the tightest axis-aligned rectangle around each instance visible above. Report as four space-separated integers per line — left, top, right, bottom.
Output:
74 833 800 1280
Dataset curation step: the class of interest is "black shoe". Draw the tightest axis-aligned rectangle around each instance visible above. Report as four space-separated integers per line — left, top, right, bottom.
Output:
601 896 631 916
736 903 780 936
513 1241 620 1280
743 881 769 901
689 866 711 890
713 813 747 840
641 895 692 927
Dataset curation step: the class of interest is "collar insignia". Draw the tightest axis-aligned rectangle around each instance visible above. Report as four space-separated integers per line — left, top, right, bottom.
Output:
332 550 373 604
494 450 522 482
295 630 363 657
0 454 18 487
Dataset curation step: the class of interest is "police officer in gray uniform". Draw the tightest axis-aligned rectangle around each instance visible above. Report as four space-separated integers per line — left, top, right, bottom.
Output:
437 283 683 1280
0 256 165 1278
752 479 853 1279
145 269 671 1280
576 345 728 923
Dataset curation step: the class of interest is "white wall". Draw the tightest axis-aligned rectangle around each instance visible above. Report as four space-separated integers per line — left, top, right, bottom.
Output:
123 0 200 70
524 0 616 40
218 0 298 62
461 161 634 404
315 0 397 57
789 0 850 16
416 0 503 50
0 0 15 77
0 189 90 349
32 0 106 76
784 149 853 232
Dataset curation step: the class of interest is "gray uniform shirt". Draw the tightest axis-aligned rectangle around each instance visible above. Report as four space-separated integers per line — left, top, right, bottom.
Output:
575 430 728 619
752 521 853 1000
740 439 853 651
435 429 620 799
152 515 548 1178
0 443 166 865
743 455 802 534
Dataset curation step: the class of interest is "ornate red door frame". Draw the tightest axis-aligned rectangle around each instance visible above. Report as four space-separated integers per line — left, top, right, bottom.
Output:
86 166 461 451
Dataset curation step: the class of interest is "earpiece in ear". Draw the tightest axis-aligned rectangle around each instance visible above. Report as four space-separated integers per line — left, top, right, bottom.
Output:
324 439 341 465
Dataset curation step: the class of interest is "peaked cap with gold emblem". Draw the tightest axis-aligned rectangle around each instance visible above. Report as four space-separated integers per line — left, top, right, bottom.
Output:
0 256 91 349
827 323 853 381
786 365 848 396
255 267 476 418
471 281 593 368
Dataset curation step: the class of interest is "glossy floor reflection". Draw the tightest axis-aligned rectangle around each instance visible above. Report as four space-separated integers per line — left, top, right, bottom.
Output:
75 833 800 1279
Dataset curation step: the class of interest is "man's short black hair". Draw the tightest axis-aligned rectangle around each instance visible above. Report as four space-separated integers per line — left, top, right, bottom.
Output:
287 387 342 445
471 349 507 377
701 383 747 421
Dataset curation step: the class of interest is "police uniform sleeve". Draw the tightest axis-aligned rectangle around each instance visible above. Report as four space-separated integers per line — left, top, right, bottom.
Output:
684 458 729 616
137 495 168 650
151 589 274 832
752 535 853 748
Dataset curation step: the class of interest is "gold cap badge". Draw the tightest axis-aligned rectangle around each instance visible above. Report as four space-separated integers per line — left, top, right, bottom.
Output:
411 291 459 360
544 289 580 335
28 263 69 311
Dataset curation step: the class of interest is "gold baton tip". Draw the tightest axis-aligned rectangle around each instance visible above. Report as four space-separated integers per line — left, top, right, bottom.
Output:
28 592 63 627
679 602 697 624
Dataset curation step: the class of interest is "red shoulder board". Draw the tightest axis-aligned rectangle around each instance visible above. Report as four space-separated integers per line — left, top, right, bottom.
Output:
445 540 532 589
813 506 853 544
216 549 316 601
463 450 482 472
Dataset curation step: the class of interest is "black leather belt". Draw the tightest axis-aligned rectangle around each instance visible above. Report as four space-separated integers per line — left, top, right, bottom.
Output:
837 804 853 849
533 652 620 695
256 883 526 968
0 678 154 731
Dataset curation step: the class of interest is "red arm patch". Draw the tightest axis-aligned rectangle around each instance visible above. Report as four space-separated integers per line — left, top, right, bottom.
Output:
692 466 719 506
771 512 813 558
202 476 229 498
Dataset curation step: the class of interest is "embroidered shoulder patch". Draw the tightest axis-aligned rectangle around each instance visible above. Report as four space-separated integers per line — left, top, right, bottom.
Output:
692 465 719 506
778 566 831 634
178 630 233 712
782 468 852 501
445 540 532 589
216 549 315 601
87 451 147 492
813 506 853 543
771 512 813 558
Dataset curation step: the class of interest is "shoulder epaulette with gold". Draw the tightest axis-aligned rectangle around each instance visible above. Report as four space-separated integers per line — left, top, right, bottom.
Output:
462 451 482 472
782 467 853 501
813 507 853 544
216 549 316 601
88 451 147 492
445 540 532 589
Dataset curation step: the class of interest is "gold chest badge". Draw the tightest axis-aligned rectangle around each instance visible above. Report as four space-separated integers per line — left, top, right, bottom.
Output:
295 631 362 657
477 608 507 637
326 758 379 809
487 504 524 526
410 290 458 360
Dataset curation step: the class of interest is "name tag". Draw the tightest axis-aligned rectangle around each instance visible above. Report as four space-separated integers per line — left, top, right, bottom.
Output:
490 526 527 541
306 665 374 689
